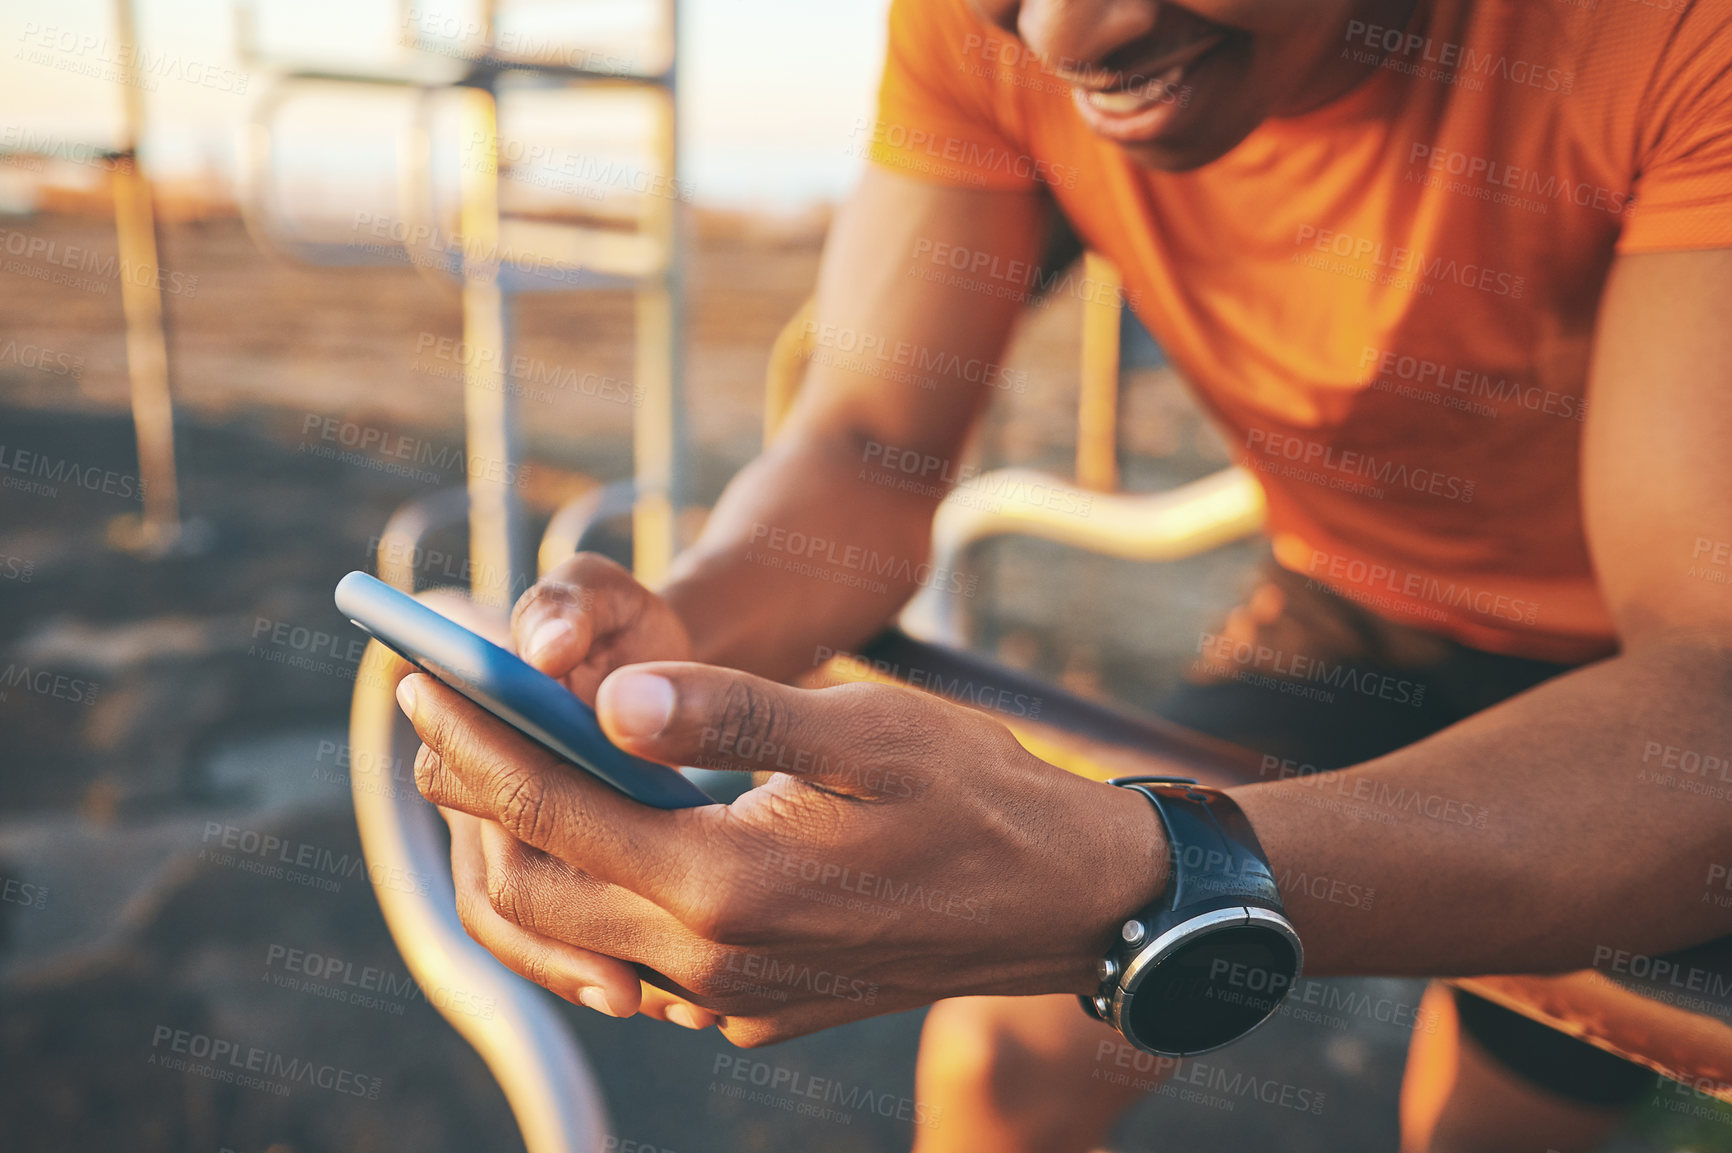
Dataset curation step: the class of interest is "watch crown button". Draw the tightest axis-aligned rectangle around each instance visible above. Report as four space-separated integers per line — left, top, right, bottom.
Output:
1096 956 1119 982
1121 920 1146 946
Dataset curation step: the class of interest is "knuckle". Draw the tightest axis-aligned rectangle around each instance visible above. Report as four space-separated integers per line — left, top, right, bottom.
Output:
413 744 439 797
453 888 487 942
713 679 789 755
835 681 942 756
515 947 554 990
495 771 556 847
483 860 537 930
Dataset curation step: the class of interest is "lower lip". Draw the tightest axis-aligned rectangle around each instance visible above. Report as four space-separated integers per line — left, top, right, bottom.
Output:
1069 40 1227 144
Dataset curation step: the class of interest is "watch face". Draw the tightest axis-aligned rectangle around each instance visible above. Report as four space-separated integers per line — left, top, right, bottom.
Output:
1125 926 1300 1055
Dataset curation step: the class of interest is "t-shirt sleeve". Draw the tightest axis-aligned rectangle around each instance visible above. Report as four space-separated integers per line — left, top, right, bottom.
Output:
1617 4 1732 252
866 0 1038 191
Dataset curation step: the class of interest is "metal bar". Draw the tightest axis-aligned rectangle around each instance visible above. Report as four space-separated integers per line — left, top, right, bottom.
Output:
1076 251 1123 493
631 77 683 585
457 85 524 610
111 0 181 551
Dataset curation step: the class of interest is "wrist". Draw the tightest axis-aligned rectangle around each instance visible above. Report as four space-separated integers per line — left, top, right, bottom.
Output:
1059 778 1172 995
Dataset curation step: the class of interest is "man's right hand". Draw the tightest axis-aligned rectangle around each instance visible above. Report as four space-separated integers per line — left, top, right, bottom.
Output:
510 553 693 705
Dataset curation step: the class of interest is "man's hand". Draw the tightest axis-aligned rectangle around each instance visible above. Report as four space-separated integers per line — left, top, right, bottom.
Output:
511 553 693 703
398 661 1166 1047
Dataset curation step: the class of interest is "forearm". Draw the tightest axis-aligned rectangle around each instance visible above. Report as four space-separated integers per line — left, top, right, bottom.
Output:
658 169 1043 682
663 427 946 681
1230 633 1732 976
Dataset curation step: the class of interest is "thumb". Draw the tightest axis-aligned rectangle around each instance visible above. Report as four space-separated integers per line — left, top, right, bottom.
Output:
596 662 926 799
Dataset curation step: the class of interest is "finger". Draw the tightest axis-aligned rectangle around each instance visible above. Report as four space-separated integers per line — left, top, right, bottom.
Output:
468 817 717 1029
596 662 941 798
444 809 643 1016
402 672 714 906
510 553 639 678
472 819 692 953
641 984 719 1031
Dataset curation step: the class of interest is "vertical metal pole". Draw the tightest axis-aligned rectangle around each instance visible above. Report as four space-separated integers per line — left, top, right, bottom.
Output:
458 84 523 609
632 1 684 587
1077 251 1123 492
112 0 181 551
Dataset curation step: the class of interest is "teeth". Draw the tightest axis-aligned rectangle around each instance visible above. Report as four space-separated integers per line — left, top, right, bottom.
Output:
1080 62 1185 115
1086 88 1158 114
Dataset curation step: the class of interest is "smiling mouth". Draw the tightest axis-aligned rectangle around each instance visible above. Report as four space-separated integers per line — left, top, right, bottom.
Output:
1068 32 1228 122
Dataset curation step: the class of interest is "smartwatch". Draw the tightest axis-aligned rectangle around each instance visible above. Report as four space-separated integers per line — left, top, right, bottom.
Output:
1082 776 1303 1056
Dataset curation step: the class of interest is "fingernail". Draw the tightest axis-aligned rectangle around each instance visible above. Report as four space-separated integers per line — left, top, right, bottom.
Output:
666 1003 702 1029
527 618 575 666
577 986 616 1016
607 672 675 737
395 676 417 715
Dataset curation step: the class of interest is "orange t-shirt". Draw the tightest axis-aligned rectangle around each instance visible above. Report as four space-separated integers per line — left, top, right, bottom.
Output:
869 0 1732 663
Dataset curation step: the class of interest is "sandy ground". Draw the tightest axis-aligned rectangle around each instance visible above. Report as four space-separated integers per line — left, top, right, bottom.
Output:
0 211 1711 1152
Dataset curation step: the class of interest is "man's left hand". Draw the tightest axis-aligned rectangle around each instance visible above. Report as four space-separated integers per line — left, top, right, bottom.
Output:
398 661 1165 1047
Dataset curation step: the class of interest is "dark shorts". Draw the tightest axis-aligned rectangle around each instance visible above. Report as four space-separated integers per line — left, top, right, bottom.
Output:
1152 562 1651 1107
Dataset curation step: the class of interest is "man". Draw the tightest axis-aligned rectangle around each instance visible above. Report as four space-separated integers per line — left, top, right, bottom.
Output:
396 0 1732 1148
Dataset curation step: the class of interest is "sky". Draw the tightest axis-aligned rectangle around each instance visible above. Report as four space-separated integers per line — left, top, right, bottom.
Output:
0 0 892 209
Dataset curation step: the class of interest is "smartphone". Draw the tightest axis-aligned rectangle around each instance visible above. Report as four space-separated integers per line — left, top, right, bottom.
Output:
335 570 713 809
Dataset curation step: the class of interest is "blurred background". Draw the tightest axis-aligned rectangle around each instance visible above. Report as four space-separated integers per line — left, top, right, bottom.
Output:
0 1 1725 1150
